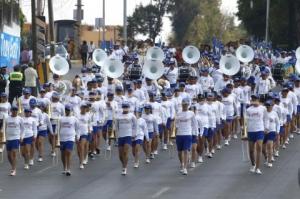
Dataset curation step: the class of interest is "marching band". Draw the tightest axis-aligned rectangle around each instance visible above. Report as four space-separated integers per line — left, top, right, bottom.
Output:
1 44 300 178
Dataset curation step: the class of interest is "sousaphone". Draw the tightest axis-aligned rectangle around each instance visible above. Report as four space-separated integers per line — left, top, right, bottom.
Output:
182 45 201 64
49 55 69 76
103 58 124 78
92 49 107 66
143 59 164 80
219 54 241 76
236 45 255 63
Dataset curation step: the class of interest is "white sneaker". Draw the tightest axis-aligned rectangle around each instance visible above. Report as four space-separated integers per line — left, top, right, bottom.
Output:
179 168 184 173
38 157 43 162
297 130 300 135
211 149 215 154
250 165 256 173
290 134 294 139
216 145 221 150
10 170 16 176
208 153 213 158
29 159 34 166
150 154 155 159
169 141 174 146
134 162 139 168
255 168 262 175
79 164 84 169
163 144 168 150
153 150 158 155
0 148 3 153
274 151 279 157
106 145 111 151
146 158 150 164
224 140 229 146
197 156 203 163
182 168 188 175
83 157 88 165
24 164 29 170
121 168 127 175
233 134 238 139
282 144 287 149
271 156 275 162
190 162 196 168
267 163 273 168
51 152 56 157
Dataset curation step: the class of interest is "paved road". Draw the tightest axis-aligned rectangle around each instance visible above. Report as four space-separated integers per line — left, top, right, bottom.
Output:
0 65 300 199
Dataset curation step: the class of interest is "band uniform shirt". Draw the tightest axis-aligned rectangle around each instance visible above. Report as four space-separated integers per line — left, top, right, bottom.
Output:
22 117 38 138
0 102 11 118
38 112 53 134
266 111 280 133
246 105 269 132
59 116 80 142
198 75 214 92
91 100 106 126
50 102 65 125
115 112 137 138
136 117 149 141
175 110 197 136
105 100 118 121
142 113 158 134
164 67 178 85
77 113 92 136
5 116 24 141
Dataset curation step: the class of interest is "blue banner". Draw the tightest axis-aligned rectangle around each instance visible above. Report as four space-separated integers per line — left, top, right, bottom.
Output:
0 32 20 67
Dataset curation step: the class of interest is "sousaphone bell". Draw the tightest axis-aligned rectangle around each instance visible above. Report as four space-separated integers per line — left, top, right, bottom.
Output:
146 47 165 61
236 45 255 63
182 45 201 64
219 54 241 76
92 49 107 66
143 59 164 80
49 55 70 76
296 47 300 60
103 58 124 78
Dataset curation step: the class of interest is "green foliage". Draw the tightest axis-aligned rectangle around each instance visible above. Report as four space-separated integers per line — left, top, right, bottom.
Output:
237 0 300 49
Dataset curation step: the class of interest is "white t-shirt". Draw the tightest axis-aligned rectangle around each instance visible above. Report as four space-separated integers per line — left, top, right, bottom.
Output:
24 67 38 87
115 113 137 138
175 110 197 136
59 116 79 142
22 117 37 138
5 116 24 140
246 105 269 132
136 117 149 141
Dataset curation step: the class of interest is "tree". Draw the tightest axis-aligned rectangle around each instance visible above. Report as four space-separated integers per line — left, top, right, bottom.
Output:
183 0 246 46
237 0 300 49
128 0 168 42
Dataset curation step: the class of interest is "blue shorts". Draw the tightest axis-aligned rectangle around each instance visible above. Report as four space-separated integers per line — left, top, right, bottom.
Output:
38 130 48 137
158 124 164 135
176 135 192 151
103 120 113 132
226 116 234 123
21 136 33 146
132 139 143 147
240 103 245 117
248 131 264 142
263 131 276 143
92 126 102 134
6 139 20 151
51 124 56 134
297 105 300 114
202 128 208 137
80 134 89 141
118 136 132 147
148 132 154 139
279 126 285 135
192 135 198 144
204 128 215 139
287 115 292 122
166 118 172 129
60 141 74 151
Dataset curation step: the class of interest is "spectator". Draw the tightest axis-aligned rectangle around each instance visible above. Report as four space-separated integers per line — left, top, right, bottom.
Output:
20 47 30 64
80 41 88 67
24 62 38 97
88 41 95 61
8 65 24 104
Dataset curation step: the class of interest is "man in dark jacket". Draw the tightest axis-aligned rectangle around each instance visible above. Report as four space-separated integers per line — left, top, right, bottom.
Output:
8 65 24 104
0 66 7 93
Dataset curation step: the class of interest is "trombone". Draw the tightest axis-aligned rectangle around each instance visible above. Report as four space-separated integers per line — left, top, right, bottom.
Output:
105 103 115 160
0 116 6 163
240 106 249 162
17 98 23 116
169 117 177 159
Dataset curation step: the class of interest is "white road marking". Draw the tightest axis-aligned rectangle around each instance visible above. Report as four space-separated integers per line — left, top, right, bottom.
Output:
35 166 53 174
151 187 170 198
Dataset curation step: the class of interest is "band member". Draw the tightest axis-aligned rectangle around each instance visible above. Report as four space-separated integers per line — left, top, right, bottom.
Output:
286 83 298 139
246 95 269 174
126 86 139 113
142 104 158 161
198 68 214 95
175 98 197 175
0 93 11 153
195 94 209 163
115 102 137 175
77 103 92 169
65 87 82 117
103 92 118 151
89 91 106 157
36 102 53 162
5 106 24 176
280 87 292 148
294 78 300 135
19 88 35 112
190 104 198 168
132 108 148 168
206 93 217 157
262 101 279 168
163 59 178 90
21 108 37 169
161 91 175 150
59 105 79 176
50 92 65 156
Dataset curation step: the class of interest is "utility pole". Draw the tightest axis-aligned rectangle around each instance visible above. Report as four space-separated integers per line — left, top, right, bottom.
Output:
31 0 37 68
48 0 55 56
75 0 83 58
37 0 43 16
123 0 127 45
102 0 106 49
265 0 270 42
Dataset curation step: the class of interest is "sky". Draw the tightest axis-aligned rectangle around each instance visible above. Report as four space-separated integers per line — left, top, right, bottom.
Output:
20 0 238 41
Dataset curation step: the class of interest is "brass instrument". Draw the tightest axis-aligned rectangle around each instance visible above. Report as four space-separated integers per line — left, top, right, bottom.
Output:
241 113 248 141
0 116 6 163
55 119 61 148
17 98 22 115
105 102 114 160
48 103 52 118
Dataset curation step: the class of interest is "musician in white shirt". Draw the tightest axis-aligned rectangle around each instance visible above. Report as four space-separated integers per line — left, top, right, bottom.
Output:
58 105 79 176
115 102 137 175
199 68 214 94
175 98 197 175
246 95 269 174
163 59 178 89
132 108 148 168
5 106 24 176
0 93 10 153
21 108 37 169
77 103 92 169
262 101 280 168
294 78 300 134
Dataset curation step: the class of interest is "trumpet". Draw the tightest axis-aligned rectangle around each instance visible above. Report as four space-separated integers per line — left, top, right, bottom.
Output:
54 119 61 148
48 103 52 118
17 98 23 115
241 115 248 141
